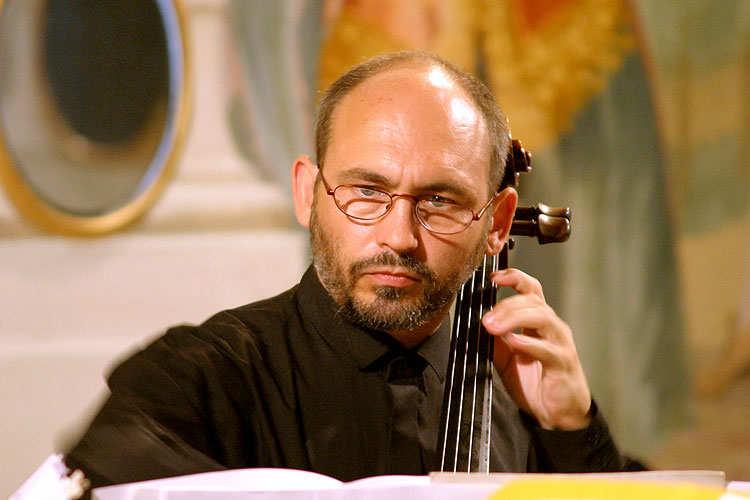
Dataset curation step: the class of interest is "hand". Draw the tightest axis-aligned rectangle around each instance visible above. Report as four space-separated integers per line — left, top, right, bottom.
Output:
481 268 592 430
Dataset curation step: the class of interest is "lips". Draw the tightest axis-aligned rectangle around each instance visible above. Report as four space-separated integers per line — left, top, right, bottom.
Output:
348 253 435 289
361 268 422 288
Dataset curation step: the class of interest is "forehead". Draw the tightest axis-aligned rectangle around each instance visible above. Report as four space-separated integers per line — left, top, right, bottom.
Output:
325 64 491 192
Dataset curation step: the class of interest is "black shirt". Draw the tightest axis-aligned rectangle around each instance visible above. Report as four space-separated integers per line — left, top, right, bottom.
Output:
65 266 639 490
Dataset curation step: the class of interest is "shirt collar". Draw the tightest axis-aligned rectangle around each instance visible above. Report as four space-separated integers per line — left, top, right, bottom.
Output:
297 265 451 382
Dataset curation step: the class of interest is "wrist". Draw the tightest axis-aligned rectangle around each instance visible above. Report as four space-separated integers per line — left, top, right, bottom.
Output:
541 399 593 431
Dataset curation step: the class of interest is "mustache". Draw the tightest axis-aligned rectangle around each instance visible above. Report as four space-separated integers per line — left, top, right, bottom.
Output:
349 252 436 284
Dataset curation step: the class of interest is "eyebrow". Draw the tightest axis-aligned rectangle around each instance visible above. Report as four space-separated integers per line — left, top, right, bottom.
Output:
336 167 478 204
337 168 390 186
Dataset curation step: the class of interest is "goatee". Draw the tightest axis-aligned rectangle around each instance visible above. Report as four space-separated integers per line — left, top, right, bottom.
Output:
309 198 488 333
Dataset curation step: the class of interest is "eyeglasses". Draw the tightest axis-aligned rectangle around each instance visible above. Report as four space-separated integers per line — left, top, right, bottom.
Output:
318 169 498 235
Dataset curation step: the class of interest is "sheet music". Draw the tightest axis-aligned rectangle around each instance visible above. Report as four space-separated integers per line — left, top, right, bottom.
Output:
11 458 744 500
90 468 739 500
8 454 87 500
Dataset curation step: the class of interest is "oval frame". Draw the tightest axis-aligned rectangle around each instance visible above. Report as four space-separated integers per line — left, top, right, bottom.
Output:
0 0 191 236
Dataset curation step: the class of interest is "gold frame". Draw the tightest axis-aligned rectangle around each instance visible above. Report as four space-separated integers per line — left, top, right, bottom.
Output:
0 0 192 236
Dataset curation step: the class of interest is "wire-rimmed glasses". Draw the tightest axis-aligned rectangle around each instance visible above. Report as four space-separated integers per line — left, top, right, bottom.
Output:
318 169 497 235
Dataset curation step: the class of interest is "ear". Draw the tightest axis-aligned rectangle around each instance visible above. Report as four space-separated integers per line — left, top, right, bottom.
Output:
291 155 318 228
486 187 518 256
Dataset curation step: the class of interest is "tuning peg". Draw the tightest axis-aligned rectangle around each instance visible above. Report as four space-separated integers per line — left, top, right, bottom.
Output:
501 139 532 188
514 203 570 222
511 204 571 244
511 139 531 175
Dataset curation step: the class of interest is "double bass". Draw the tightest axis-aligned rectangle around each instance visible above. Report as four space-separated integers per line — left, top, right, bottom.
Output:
438 138 571 472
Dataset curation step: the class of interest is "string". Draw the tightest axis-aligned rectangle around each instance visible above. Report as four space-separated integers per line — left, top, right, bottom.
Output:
439 254 497 472
479 253 499 470
451 264 478 470
439 278 464 471
466 255 489 469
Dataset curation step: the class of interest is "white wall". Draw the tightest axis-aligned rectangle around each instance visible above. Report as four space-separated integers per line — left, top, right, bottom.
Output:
0 221 307 497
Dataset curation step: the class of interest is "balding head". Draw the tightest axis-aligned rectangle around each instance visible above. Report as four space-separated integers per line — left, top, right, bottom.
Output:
314 51 510 195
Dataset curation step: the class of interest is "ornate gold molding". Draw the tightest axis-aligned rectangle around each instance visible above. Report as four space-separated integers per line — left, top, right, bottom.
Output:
0 0 192 236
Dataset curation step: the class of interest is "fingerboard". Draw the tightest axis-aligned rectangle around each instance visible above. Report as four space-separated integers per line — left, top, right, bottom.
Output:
438 250 504 472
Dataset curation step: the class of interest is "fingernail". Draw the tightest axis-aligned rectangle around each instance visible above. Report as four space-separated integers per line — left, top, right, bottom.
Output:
482 313 498 328
503 332 524 343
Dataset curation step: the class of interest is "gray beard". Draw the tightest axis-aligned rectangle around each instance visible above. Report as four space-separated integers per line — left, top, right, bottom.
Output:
309 197 488 333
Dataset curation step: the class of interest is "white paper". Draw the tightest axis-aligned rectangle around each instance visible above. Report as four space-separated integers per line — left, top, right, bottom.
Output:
9 454 86 500
93 468 343 500
430 469 727 487
91 468 744 500
727 481 750 493
92 469 496 500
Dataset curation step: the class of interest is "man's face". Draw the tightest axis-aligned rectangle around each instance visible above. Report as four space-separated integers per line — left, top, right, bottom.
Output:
308 64 499 341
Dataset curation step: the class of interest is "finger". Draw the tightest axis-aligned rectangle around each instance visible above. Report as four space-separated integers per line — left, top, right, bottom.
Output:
483 301 571 344
493 349 539 416
499 331 565 369
483 293 544 332
488 292 545 316
490 268 545 300
493 334 514 373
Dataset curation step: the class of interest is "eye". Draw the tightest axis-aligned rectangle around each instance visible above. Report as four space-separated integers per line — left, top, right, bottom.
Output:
353 186 380 197
423 195 455 208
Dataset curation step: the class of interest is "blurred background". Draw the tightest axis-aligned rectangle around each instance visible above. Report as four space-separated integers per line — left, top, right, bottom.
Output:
1 0 749 496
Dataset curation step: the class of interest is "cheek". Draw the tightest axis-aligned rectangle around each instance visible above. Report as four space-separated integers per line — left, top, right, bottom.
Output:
325 206 380 247
316 204 372 263
424 229 488 272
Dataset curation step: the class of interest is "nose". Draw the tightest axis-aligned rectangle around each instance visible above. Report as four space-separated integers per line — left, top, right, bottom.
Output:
375 196 420 254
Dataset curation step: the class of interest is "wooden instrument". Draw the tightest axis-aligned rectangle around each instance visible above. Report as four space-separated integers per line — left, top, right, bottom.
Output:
438 139 571 472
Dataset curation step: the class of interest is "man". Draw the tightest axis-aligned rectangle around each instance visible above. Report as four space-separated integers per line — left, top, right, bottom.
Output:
65 51 641 491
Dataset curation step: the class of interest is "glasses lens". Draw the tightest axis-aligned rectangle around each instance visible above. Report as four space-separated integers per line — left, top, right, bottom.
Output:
416 201 472 234
334 186 391 219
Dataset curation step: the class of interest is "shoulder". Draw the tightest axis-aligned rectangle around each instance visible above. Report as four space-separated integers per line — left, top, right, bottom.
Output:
208 282 302 340
108 283 303 391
